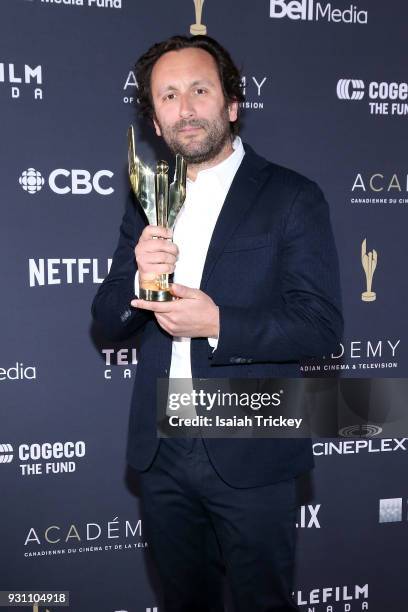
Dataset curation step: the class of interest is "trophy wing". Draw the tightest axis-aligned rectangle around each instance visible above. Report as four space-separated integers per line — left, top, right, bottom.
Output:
167 155 187 230
127 126 157 225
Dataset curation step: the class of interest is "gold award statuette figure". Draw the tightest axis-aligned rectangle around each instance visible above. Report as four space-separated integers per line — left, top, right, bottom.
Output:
128 125 187 301
361 238 377 302
190 0 207 35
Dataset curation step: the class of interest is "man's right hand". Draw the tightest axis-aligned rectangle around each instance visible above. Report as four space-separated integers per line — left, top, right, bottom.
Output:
134 225 179 283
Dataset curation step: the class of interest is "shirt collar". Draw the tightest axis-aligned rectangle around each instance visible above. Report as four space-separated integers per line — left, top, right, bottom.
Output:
187 136 245 191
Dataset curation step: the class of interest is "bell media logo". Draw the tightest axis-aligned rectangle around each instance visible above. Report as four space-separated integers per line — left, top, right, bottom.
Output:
336 79 364 100
269 0 368 24
0 444 14 463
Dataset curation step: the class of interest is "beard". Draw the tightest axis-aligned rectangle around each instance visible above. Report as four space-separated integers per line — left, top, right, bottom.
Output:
156 106 232 164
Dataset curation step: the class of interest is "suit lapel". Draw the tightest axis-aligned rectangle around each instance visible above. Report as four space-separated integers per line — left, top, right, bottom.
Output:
200 144 271 290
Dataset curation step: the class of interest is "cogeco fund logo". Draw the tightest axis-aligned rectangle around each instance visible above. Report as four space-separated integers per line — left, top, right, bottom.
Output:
0 440 86 476
19 168 114 195
336 78 408 116
269 0 368 24
0 62 44 100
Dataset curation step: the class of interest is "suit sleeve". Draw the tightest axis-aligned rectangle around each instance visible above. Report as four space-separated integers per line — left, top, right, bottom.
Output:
91 191 151 340
210 181 343 365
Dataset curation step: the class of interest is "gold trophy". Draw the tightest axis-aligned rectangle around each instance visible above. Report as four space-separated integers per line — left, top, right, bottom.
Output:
190 0 207 35
361 238 377 302
127 125 187 301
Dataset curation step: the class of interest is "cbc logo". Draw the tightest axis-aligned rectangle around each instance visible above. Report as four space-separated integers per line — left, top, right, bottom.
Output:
336 79 365 100
19 168 114 195
0 444 14 463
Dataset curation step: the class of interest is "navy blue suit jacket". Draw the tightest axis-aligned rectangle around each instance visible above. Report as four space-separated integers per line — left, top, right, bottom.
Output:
92 143 343 487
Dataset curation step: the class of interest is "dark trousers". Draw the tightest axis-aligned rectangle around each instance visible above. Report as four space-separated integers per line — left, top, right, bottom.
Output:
138 436 299 612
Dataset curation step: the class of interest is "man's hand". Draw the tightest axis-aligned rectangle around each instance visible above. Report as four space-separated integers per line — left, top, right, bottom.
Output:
135 225 178 282
131 283 220 339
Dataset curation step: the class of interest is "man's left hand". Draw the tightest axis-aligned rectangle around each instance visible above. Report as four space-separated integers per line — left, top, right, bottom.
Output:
131 283 220 339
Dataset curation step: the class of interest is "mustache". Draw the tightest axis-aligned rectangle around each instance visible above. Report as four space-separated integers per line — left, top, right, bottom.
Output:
173 119 209 131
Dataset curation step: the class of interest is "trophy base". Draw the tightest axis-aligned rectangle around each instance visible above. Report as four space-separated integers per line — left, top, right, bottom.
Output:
190 23 207 35
362 291 376 302
139 281 174 302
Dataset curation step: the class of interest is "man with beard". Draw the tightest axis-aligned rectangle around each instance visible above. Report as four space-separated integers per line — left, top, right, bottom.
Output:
92 35 342 612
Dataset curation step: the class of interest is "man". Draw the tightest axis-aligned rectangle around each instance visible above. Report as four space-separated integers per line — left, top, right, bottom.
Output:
92 35 342 612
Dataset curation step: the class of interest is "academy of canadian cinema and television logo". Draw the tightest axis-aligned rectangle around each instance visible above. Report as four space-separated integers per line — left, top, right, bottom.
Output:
349 171 408 205
337 79 408 116
23 515 147 558
300 338 401 374
123 70 268 111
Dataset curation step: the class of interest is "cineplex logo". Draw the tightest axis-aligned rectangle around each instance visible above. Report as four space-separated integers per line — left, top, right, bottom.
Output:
19 168 114 195
269 0 368 24
0 62 43 100
295 583 368 610
379 498 407 523
29 258 112 287
0 440 86 476
350 172 408 205
24 516 147 557
123 70 268 110
337 78 408 116
314 438 408 456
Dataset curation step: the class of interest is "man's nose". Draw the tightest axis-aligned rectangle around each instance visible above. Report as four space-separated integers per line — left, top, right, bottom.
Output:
179 93 195 119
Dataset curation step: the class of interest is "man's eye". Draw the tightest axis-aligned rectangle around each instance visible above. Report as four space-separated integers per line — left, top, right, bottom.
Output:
164 93 176 101
195 88 207 95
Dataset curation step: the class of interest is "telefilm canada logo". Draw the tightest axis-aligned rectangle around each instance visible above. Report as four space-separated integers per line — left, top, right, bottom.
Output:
295 583 368 611
19 168 114 196
0 62 44 100
23 516 147 558
269 0 368 24
337 78 408 116
0 440 86 476
300 338 401 374
350 171 408 205
28 258 112 287
102 348 138 380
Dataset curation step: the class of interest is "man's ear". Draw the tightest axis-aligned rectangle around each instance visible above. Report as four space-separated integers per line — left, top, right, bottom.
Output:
228 101 238 124
153 115 162 137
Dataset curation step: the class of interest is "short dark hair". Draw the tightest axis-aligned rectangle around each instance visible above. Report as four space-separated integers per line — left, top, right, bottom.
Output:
135 35 245 136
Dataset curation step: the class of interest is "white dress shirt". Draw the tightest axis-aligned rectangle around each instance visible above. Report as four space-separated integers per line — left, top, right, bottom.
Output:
135 137 245 413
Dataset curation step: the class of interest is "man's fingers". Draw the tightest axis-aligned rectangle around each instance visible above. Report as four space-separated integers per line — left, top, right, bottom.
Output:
140 225 173 241
131 299 175 313
170 283 199 299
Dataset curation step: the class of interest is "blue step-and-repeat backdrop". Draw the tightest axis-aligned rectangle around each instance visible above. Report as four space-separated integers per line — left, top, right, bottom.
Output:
1 0 407 611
